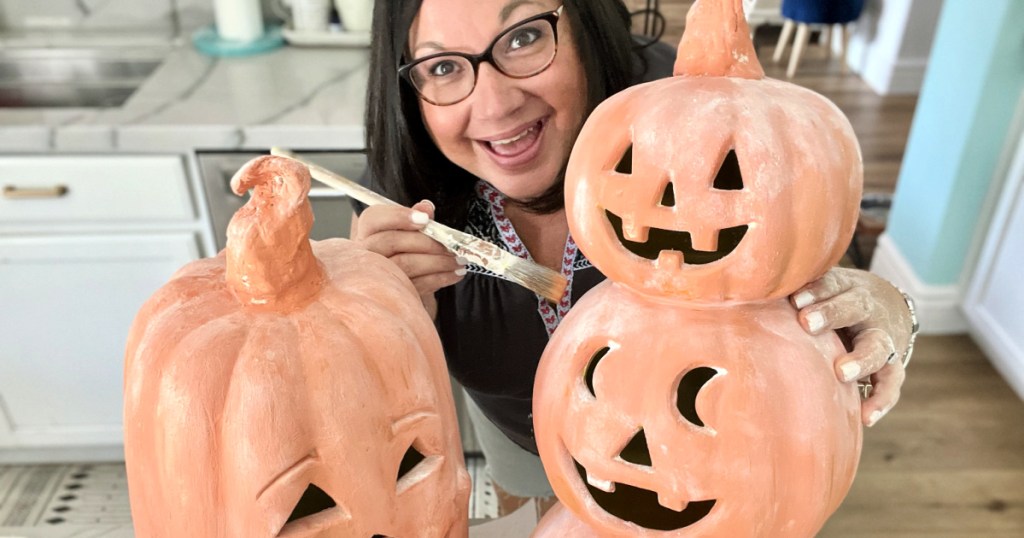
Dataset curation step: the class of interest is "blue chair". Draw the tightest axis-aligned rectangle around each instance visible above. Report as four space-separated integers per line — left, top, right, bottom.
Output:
772 0 867 78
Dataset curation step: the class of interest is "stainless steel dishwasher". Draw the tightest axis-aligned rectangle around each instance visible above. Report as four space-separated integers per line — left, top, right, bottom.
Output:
196 150 480 455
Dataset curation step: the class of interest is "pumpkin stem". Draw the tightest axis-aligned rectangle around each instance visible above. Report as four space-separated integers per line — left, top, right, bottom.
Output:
225 155 325 307
673 0 765 79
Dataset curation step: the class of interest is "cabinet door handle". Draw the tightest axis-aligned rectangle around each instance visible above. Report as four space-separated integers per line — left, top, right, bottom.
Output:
2 184 70 199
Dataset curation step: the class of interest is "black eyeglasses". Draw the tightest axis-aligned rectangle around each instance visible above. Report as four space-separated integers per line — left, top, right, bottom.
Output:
398 5 563 106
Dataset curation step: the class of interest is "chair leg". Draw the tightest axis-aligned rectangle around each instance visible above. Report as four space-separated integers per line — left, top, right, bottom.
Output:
840 24 851 73
821 24 832 59
787 23 811 78
774 19 795 64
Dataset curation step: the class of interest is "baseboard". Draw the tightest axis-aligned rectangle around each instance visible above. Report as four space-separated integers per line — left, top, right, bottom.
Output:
869 234 969 334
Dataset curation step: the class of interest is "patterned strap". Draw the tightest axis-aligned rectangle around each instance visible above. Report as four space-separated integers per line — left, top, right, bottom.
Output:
477 182 576 336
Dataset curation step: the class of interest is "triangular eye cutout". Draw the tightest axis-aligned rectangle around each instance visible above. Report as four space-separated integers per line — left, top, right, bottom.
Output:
615 145 633 174
712 150 743 190
397 443 426 482
619 429 653 467
660 182 676 207
285 484 337 524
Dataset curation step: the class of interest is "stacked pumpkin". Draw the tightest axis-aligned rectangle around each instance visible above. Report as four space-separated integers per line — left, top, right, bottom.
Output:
123 156 470 537
532 0 864 535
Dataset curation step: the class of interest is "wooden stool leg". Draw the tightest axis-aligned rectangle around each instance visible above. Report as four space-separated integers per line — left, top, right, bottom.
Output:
840 24 851 73
774 19 795 64
787 23 811 78
821 24 832 59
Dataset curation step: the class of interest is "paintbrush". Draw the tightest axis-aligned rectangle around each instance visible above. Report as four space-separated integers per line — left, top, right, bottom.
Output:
270 147 568 304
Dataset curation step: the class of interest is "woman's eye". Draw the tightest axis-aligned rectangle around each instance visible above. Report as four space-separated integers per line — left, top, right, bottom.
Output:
506 27 542 50
428 60 460 78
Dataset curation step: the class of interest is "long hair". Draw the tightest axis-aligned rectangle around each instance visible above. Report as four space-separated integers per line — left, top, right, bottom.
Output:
365 0 637 226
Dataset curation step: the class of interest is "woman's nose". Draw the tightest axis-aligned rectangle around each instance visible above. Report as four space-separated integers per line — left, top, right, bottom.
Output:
470 62 526 121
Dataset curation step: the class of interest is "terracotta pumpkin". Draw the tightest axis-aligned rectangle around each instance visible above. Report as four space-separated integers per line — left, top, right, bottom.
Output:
533 281 863 536
564 0 863 303
123 156 470 538
532 503 600 537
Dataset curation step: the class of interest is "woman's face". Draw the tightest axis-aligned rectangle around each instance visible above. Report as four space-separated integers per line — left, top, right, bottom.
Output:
409 0 588 201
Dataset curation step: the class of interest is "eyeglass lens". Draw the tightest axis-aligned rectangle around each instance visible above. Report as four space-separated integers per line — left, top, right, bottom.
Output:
407 16 557 105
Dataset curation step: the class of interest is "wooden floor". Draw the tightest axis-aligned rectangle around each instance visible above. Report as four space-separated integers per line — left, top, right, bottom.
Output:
633 3 1024 536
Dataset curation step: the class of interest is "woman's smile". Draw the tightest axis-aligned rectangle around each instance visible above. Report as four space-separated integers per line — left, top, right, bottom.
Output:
476 117 548 170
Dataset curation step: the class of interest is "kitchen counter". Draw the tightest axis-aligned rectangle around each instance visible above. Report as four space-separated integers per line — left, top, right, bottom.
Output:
0 43 370 153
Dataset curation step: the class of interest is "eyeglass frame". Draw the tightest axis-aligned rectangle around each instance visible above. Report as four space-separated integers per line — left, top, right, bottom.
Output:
397 5 564 106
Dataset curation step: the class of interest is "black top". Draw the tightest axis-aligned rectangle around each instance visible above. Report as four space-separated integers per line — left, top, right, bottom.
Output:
355 40 676 453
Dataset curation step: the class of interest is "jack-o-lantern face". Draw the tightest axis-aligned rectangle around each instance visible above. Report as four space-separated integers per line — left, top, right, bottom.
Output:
565 0 862 303
124 157 470 538
534 281 862 536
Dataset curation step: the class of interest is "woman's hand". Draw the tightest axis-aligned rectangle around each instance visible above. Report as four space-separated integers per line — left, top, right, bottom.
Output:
790 267 914 427
353 200 467 318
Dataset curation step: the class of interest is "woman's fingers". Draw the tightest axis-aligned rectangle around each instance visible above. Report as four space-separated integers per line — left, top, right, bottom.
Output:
797 285 874 335
361 229 451 258
835 327 897 382
791 268 857 308
861 362 905 427
353 202 433 239
410 270 466 298
391 253 465 280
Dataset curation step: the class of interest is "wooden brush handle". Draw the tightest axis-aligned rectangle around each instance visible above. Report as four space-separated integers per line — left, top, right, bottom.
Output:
270 147 399 209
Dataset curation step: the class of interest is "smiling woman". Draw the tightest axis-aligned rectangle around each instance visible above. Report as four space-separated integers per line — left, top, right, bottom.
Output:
351 0 915 520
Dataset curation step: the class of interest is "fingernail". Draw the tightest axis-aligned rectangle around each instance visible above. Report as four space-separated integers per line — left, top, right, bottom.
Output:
411 211 429 225
806 311 826 333
456 256 469 266
866 408 888 427
840 362 861 382
455 267 468 276
794 290 815 309
421 199 436 211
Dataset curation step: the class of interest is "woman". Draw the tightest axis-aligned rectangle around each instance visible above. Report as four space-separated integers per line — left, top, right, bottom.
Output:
351 0 914 514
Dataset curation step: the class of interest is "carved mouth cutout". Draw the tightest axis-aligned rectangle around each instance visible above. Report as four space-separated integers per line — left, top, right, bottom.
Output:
606 211 748 265
572 459 716 530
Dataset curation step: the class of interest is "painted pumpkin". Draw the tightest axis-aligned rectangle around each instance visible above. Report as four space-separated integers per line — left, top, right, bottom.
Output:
532 503 600 538
123 156 470 538
565 0 863 303
534 281 862 536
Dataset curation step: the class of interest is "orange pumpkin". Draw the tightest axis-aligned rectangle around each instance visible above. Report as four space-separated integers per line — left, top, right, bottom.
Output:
565 0 862 303
533 281 863 536
123 156 470 538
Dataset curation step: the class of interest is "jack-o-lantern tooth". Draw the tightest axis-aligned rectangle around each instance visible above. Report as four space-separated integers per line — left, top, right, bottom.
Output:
657 492 687 513
689 226 720 253
621 216 649 243
657 249 684 270
586 474 616 493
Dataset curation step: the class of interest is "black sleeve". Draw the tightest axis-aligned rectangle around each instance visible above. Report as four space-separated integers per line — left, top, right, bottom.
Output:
635 39 677 83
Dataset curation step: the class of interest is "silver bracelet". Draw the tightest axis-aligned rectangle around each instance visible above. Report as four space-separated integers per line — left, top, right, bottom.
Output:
897 288 919 368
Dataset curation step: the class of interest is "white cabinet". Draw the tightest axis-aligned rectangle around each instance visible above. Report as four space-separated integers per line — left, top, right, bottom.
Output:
0 155 208 463
965 130 1024 401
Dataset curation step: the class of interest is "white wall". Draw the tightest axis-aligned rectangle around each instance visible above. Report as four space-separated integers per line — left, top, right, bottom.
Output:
847 0 945 95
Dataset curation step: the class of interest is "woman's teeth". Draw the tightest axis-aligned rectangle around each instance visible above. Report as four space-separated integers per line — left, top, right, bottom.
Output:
492 125 537 146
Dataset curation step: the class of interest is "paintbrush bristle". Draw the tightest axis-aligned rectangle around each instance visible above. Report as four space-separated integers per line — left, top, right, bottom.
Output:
502 259 568 304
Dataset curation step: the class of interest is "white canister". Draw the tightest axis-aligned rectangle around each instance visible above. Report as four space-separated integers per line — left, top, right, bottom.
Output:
291 0 331 33
213 0 265 42
334 0 373 32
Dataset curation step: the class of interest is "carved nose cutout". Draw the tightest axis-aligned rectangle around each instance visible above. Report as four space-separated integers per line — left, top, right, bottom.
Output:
712 150 743 190
285 484 337 525
620 429 653 466
660 182 676 207
397 444 426 482
584 347 611 397
677 367 718 427
615 145 633 174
